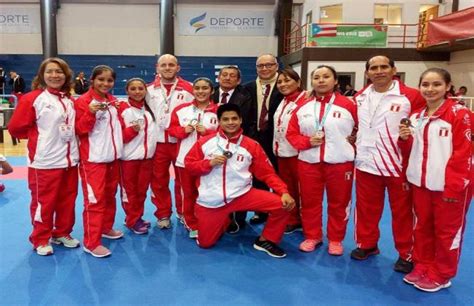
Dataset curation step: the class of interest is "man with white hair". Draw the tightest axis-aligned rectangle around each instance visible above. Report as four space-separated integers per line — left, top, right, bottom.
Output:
146 54 194 229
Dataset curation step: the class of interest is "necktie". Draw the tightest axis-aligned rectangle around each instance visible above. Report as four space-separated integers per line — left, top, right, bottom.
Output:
221 92 229 104
259 84 271 131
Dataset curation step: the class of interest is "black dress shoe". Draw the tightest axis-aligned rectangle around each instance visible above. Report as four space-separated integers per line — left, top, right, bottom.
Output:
350 246 380 260
394 257 413 273
249 213 268 225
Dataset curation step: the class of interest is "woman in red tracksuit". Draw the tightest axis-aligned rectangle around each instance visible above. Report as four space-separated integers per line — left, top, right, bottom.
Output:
168 77 219 239
118 78 157 235
287 65 357 255
8 57 80 256
273 68 306 233
75 65 123 258
399 68 471 292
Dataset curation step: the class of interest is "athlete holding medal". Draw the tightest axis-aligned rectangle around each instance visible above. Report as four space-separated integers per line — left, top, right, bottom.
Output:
287 65 357 255
168 77 219 238
146 54 194 229
185 103 295 258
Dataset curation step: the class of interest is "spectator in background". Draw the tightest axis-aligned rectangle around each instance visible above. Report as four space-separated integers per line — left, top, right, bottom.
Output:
455 86 468 105
74 71 89 95
343 84 357 97
8 70 26 102
456 86 467 97
0 67 5 95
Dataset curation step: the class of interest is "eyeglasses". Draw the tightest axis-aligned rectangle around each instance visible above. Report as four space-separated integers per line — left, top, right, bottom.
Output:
256 63 277 69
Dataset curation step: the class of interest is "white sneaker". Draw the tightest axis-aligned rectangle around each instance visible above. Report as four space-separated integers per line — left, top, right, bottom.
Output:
50 235 80 248
157 218 171 229
36 244 54 256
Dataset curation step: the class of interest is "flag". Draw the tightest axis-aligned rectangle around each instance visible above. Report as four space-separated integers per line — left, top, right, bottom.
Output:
311 24 337 37
439 128 449 137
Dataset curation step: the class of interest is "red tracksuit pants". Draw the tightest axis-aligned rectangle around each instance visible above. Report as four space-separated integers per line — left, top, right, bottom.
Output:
195 188 290 248
177 166 198 231
412 185 471 282
151 142 182 220
119 159 153 228
277 157 301 226
79 160 120 250
355 169 413 260
28 167 78 248
298 161 353 242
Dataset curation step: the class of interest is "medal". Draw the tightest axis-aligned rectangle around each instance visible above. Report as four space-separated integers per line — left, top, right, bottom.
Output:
400 118 413 127
315 131 325 138
223 151 233 158
189 119 199 126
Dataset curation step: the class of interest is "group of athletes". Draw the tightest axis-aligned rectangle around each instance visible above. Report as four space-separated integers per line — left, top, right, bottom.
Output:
7 53 471 293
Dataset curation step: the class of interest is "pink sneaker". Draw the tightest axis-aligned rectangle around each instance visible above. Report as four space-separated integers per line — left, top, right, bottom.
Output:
414 275 451 292
102 229 124 240
403 266 426 285
299 239 322 252
328 241 344 256
83 245 111 258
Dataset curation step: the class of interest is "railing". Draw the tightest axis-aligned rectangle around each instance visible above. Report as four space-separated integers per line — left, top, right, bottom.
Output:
284 20 419 54
452 96 474 112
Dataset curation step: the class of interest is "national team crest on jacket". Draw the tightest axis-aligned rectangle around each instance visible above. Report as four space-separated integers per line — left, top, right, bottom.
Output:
439 127 449 137
390 104 401 112
236 154 244 162
177 93 184 100
210 117 217 125
333 111 341 118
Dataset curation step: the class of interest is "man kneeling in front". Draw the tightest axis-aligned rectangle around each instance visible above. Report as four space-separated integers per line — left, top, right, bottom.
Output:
185 103 295 258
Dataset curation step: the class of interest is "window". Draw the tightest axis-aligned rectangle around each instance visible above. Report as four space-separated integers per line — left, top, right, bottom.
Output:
319 4 342 24
306 11 312 25
374 4 402 24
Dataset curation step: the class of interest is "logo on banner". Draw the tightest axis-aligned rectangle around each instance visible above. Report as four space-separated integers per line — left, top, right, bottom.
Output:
190 13 207 33
390 104 401 112
333 111 341 118
439 127 449 137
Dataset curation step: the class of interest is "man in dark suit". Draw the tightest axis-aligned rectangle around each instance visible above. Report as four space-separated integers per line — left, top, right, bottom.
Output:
8 71 25 95
212 66 254 137
243 54 283 225
74 71 89 95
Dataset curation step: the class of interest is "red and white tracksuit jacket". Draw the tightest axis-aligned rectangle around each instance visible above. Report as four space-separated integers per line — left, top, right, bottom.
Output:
75 89 123 250
117 99 157 228
286 92 357 242
8 88 79 248
273 90 306 226
185 129 291 247
168 100 219 230
146 76 194 220
399 99 471 282
352 80 425 259
146 76 194 144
